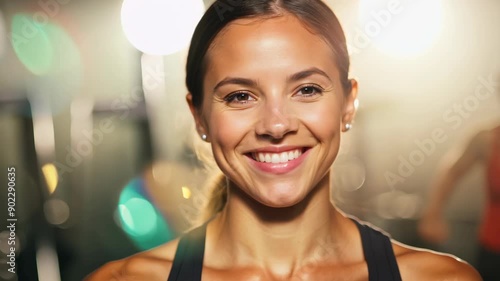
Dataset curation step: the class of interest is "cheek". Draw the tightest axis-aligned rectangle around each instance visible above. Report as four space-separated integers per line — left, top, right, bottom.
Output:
208 110 254 150
207 110 257 184
297 99 343 140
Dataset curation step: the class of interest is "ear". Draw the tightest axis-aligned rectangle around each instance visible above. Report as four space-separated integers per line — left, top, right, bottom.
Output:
342 79 358 132
186 93 209 141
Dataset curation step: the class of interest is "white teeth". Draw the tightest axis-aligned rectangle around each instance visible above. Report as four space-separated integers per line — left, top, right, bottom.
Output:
253 149 303 163
265 154 272 163
271 154 280 163
258 153 265 162
280 152 288 163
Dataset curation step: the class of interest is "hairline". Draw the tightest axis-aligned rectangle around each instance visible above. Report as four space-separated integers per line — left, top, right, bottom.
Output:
200 13 344 107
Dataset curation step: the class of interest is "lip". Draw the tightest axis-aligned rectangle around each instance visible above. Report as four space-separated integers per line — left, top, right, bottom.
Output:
245 147 311 175
244 145 307 154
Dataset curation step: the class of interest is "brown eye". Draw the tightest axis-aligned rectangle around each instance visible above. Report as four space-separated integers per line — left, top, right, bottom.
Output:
235 93 251 101
224 92 256 104
298 85 323 97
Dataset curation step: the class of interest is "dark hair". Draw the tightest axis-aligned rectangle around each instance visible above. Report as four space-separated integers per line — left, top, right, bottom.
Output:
186 0 351 109
186 0 351 221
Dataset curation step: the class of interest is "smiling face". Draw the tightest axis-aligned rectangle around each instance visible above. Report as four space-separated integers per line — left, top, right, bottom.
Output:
188 14 357 208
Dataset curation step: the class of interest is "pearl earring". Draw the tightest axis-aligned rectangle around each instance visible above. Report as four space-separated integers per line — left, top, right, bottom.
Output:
345 123 352 131
201 134 207 141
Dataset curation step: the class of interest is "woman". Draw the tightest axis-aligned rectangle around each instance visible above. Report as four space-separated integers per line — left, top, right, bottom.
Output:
419 123 500 280
87 0 481 280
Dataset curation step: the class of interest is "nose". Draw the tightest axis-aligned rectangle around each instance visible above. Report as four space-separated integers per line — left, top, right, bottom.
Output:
255 100 298 140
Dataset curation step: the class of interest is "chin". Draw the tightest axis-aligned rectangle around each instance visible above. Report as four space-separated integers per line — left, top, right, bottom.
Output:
261 199 302 209
256 186 307 208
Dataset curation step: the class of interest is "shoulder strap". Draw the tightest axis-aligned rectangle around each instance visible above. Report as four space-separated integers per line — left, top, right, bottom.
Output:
167 223 207 281
353 219 402 281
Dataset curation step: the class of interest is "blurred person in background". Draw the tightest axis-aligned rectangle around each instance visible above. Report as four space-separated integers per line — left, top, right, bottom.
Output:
419 121 500 281
87 0 481 280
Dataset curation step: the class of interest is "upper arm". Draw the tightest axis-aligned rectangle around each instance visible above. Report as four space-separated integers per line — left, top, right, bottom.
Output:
427 256 483 281
85 257 173 281
441 132 485 180
397 248 482 281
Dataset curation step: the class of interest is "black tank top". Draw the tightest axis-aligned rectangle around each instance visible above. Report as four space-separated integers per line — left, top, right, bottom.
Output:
167 219 402 281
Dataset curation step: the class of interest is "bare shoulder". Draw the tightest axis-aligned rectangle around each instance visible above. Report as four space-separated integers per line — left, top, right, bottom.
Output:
84 238 180 281
467 129 491 150
461 128 491 160
392 242 482 281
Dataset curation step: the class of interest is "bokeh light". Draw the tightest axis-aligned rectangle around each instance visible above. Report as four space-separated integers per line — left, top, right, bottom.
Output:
332 156 366 192
41 163 59 194
152 161 174 185
44 198 70 226
375 191 420 219
11 13 83 114
181 186 192 199
117 177 175 250
120 0 205 55
119 198 157 236
10 13 53 75
359 0 443 58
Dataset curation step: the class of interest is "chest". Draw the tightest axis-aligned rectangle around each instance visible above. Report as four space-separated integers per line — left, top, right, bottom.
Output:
200 263 370 281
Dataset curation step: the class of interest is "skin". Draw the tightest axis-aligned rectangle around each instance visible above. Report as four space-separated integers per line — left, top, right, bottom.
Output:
419 124 500 244
86 14 482 281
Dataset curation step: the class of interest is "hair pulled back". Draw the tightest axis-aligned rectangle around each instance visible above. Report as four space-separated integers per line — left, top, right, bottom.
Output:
186 0 351 222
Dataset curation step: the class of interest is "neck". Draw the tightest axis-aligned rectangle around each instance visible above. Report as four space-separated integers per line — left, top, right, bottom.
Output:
208 173 350 276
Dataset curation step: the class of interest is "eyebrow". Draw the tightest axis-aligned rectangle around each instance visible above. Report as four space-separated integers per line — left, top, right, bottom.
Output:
212 67 332 92
213 77 257 93
287 67 332 84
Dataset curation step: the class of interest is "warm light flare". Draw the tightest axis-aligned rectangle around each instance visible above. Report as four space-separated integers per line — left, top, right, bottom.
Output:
181 186 192 199
42 163 58 194
359 0 443 58
120 0 205 55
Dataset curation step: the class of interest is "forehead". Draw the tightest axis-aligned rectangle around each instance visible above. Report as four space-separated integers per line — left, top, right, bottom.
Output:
204 14 339 82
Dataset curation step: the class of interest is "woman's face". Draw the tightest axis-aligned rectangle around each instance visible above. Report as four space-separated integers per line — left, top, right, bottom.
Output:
189 14 357 208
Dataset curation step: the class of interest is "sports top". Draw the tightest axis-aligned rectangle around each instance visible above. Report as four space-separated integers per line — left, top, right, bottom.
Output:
167 219 402 281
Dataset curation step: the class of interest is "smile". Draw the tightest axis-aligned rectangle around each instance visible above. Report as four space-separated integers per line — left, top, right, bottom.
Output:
251 149 303 164
245 147 310 175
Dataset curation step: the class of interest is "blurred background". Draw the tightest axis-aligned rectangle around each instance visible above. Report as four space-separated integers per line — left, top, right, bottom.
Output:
0 0 498 280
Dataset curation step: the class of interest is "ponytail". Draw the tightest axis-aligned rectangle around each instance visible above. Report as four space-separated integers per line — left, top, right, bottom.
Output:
186 124 228 226
200 173 227 222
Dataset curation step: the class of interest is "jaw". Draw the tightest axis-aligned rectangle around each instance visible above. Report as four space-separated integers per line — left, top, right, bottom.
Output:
226 169 333 219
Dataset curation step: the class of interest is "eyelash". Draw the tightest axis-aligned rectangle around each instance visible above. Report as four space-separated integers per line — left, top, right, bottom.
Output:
223 92 255 104
223 84 324 105
296 84 324 97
